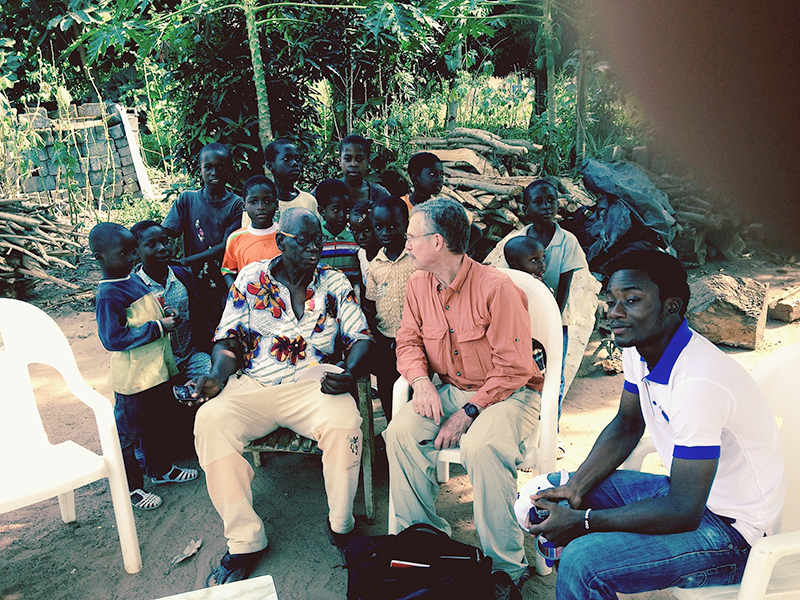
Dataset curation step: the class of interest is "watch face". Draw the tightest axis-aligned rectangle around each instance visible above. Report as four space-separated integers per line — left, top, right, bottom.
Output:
463 403 479 418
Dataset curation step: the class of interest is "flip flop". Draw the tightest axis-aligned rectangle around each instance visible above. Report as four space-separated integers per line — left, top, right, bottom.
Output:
130 489 162 510
206 550 264 587
151 465 198 484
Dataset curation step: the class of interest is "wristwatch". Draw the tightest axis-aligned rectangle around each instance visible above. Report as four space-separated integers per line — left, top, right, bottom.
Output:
462 402 480 419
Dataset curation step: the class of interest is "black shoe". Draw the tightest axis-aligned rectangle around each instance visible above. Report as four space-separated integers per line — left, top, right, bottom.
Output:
327 519 356 557
491 571 523 600
205 549 264 587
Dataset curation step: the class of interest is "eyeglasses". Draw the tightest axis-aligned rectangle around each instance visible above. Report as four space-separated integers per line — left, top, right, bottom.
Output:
404 232 437 243
280 231 324 248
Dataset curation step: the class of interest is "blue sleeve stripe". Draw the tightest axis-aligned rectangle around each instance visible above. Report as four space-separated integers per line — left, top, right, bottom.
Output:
623 380 639 395
673 445 720 460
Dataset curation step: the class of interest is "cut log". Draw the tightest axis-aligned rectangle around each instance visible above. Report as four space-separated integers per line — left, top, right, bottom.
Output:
17 266 80 289
687 274 768 349
768 285 800 322
446 128 528 155
432 148 498 177
503 139 543 152
445 176 523 197
0 211 42 228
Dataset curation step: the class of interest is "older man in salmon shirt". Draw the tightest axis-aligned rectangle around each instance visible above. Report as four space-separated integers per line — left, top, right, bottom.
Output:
385 198 544 589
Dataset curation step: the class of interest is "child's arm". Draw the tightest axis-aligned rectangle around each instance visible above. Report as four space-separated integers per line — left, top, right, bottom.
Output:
179 242 225 267
96 295 175 352
555 269 576 314
223 273 236 290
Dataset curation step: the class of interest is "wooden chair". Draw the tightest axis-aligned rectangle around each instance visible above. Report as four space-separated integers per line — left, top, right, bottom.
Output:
244 377 375 522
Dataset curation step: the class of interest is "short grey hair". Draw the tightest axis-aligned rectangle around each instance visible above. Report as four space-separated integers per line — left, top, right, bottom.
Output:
278 206 320 232
411 198 469 254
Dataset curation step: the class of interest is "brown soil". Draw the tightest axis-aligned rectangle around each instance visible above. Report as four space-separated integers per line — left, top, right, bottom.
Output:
3 249 799 600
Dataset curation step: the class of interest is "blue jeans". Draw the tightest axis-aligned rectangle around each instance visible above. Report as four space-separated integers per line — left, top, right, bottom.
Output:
114 381 171 490
556 470 750 600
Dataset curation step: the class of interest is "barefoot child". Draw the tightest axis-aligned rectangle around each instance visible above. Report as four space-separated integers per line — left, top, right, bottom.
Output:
222 176 281 290
90 223 197 511
364 196 415 421
162 142 244 325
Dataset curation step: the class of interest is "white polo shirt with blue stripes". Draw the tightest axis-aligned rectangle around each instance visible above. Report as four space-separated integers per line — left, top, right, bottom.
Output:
622 319 785 545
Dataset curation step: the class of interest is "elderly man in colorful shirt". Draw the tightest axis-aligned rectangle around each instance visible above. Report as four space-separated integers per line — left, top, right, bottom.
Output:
191 207 373 587
385 198 544 589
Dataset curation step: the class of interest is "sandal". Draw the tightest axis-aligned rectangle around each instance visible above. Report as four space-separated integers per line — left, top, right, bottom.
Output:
130 489 162 510
151 465 198 484
206 550 264 587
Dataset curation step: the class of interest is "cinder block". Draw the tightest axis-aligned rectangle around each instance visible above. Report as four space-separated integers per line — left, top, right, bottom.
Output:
43 175 57 191
93 125 108 139
50 189 70 201
89 156 107 171
117 143 132 158
108 123 125 139
89 170 107 186
113 182 124 197
120 153 134 167
86 141 110 157
37 147 49 162
39 131 54 145
77 103 105 118
121 164 136 178
123 181 140 193
20 108 49 129
22 177 44 193
76 157 89 174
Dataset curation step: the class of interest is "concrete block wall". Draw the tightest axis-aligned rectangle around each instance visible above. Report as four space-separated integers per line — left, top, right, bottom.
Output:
18 103 146 204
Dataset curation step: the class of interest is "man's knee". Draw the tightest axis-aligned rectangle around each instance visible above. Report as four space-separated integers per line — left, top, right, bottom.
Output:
194 398 235 438
385 403 427 448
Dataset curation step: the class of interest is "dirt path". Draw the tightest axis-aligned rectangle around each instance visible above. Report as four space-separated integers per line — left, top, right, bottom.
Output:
3 253 799 600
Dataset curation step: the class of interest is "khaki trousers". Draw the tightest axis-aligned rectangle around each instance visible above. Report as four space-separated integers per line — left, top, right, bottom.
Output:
386 383 540 580
194 374 362 554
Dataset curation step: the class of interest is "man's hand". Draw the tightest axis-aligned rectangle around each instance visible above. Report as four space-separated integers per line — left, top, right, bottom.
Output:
434 409 472 449
533 483 583 510
189 374 223 405
411 377 444 424
527 499 586 547
321 361 354 396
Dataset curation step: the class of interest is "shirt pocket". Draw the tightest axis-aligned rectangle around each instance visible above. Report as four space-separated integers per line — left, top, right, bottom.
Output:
456 323 491 380
421 324 448 370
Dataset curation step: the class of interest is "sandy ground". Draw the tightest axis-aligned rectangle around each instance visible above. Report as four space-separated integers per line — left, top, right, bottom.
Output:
3 252 800 600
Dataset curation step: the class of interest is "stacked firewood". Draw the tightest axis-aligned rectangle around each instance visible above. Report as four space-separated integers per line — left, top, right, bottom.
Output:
411 128 542 250
642 170 750 266
411 128 599 254
0 196 83 298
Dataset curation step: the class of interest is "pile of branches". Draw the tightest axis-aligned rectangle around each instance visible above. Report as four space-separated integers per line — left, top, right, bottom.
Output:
0 196 83 298
410 128 594 255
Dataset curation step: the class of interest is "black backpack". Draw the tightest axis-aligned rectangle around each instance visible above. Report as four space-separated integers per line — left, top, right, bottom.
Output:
345 523 494 600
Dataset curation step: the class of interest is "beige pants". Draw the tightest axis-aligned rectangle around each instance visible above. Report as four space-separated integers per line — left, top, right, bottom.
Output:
194 374 362 554
385 384 540 581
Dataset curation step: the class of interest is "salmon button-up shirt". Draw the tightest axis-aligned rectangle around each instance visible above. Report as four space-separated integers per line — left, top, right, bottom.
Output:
396 257 543 409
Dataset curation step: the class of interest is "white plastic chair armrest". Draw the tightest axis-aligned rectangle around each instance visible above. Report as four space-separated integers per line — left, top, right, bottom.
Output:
620 436 656 471
736 529 800 599
392 376 411 419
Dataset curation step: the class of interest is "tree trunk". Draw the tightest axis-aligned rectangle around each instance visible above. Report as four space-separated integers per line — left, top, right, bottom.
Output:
243 0 273 157
575 31 587 161
446 43 462 130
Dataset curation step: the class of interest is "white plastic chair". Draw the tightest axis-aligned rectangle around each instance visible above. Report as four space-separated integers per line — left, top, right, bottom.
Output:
387 268 563 574
622 342 800 599
0 299 142 574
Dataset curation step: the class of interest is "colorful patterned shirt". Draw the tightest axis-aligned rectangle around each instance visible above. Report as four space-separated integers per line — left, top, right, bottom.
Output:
321 224 361 283
215 256 372 385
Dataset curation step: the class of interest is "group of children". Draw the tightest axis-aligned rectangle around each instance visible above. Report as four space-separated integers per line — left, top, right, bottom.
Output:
88 131 594 510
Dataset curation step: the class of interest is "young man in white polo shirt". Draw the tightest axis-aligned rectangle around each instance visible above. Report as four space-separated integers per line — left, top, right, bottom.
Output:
527 248 785 599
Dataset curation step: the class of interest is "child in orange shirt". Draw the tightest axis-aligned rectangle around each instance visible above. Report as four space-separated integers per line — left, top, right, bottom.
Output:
222 176 280 290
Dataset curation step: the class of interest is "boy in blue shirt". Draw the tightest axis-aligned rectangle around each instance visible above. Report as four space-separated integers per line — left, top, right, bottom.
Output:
90 223 198 511
163 142 244 326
